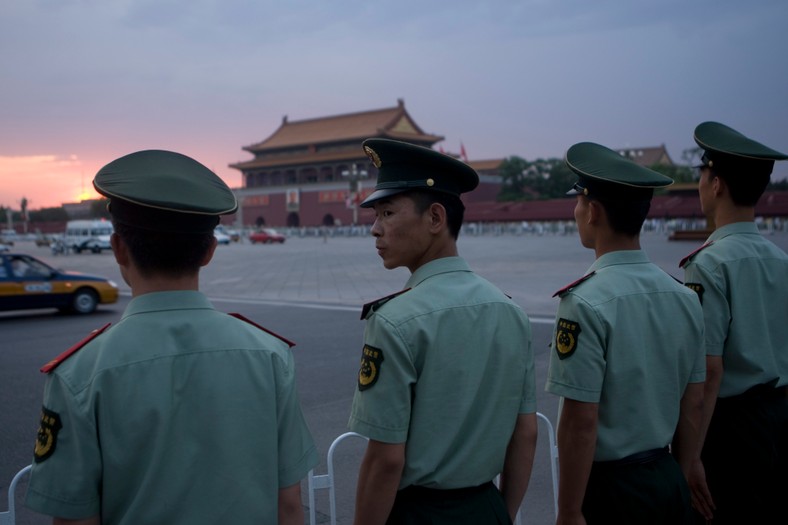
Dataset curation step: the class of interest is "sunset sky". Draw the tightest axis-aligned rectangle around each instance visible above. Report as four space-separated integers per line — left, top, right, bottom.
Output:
2 0 787 211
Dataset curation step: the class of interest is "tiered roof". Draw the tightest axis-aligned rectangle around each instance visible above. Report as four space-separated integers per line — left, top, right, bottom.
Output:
616 145 674 167
231 99 443 171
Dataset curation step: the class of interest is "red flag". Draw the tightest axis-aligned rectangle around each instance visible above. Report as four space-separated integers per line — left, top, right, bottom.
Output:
460 142 468 162
439 145 445 154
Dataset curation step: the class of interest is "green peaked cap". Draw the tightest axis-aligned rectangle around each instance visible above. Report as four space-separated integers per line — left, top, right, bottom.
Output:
693 121 787 175
565 142 673 201
360 138 479 208
93 150 237 233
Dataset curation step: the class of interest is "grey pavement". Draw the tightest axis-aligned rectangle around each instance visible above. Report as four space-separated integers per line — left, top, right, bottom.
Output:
22 228 786 320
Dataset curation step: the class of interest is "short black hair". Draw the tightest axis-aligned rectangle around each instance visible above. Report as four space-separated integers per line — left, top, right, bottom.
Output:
588 196 651 237
112 220 215 278
407 190 466 239
711 167 770 207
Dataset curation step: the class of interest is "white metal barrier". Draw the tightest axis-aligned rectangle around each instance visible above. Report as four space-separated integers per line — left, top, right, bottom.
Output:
308 412 558 525
0 465 31 525
308 432 368 525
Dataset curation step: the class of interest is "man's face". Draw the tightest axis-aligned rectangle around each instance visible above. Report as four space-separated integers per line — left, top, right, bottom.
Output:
573 195 594 249
697 167 715 216
370 193 433 273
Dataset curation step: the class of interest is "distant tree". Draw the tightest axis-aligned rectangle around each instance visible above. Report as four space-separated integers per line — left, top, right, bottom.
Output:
769 179 788 191
498 156 574 201
29 207 69 222
681 146 703 171
497 156 530 201
544 161 576 198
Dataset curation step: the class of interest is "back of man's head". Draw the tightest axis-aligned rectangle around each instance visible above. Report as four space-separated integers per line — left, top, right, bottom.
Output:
694 122 787 207
93 150 237 277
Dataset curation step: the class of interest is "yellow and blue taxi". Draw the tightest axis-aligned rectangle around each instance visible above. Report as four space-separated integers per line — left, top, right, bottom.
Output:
0 253 119 314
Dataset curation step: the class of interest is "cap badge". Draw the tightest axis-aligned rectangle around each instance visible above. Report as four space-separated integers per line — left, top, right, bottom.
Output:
426 178 435 187
364 146 382 168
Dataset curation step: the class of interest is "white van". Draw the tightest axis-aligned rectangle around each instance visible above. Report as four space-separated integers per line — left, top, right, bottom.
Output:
64 220 114 253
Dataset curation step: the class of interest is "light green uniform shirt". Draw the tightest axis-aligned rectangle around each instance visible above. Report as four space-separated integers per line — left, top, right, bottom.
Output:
26 291 318 524
682 222 788 397
546 250 705 461
348 257 535 489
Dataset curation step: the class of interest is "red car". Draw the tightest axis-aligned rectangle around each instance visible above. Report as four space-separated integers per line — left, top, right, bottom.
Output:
249 229 286 244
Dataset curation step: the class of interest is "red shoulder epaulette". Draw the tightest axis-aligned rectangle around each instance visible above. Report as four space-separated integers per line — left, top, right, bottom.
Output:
360 288 411 320
228 313 295 348
40 323 111 374
679 241 714 269
552 272 596 298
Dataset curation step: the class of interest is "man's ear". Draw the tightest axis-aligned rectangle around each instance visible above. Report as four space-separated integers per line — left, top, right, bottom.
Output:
427 202 447 233
200 236 218 267
587 199 603 225
110 232 129 267
711 173 726 197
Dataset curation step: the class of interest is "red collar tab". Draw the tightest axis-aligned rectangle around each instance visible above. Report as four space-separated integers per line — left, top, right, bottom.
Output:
360 288 411 320
228 313 295 348
40 323 111 374
679 241 714 268
553 272 596 298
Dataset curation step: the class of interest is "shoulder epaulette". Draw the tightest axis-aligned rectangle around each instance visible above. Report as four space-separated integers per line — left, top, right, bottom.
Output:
228 313 295 348
552 272 596 298
360 288 411 320
679 241 714 269
40 323 111 374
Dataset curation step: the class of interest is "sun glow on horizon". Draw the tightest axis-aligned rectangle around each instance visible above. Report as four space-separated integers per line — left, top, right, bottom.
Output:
0 153 98 210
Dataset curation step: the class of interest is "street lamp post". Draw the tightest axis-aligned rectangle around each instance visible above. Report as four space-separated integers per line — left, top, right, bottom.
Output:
341 164 368 225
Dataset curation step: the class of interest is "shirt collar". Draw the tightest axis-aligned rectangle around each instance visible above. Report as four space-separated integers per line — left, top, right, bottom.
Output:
588 249 650 274
707 222 760 243
405 256 471 289
122 290 213 320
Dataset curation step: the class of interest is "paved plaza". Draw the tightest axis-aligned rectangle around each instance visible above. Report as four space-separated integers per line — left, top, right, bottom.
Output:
22 228 785 319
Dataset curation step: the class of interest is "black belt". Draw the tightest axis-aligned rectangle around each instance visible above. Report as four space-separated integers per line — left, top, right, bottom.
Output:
593 447 669 468
719 383 787 404
398 481 495 502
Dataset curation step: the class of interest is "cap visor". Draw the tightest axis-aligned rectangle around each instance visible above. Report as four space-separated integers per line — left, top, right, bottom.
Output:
360 188 410 208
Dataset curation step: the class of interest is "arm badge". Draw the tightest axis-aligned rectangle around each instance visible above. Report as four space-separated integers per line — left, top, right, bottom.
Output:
34 407 62 463
555 318 581 360
685 282 705 304
358 345 384 391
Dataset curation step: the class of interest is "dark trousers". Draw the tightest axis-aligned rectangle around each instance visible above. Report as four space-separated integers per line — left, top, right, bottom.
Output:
583 449 693 525
698 384 788 524
386 481 512 525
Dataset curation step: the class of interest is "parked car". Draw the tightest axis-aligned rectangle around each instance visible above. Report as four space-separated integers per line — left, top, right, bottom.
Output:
215 224 240 242
249 229 286 244
214 229 231 245
0 253 119 314
0 229 17 246
64 220 113 254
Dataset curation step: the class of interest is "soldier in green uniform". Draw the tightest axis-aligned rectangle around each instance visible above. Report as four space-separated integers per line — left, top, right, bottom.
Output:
348 139 538 525
25 150 318 525
680 122 788 524
546 142 706 524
